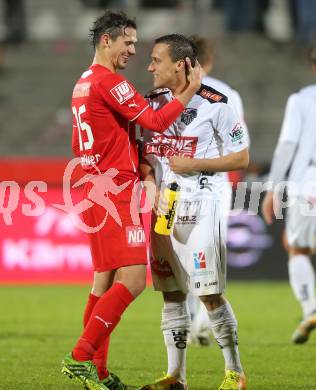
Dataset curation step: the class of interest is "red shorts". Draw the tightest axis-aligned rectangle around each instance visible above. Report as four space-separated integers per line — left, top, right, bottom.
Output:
82 176 147 272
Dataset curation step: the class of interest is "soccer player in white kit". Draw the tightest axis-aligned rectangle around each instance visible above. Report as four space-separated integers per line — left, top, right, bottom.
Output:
140 34 249 390
187 35 250 347
262 47 316 344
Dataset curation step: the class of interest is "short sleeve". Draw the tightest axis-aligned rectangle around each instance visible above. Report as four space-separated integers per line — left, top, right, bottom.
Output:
278 93 302 144
97 73 149 121
216 104 248 154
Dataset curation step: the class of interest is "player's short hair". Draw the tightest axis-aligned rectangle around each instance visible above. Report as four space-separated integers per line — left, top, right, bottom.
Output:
155 34 197 67
189 35 214 67
90 10 136 49
311 46 316 64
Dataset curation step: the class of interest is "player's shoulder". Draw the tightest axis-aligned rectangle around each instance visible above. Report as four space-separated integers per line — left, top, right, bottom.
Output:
98 70 129 87
286 84 316 109
294 84 316 99
203 76 232 93
197 83 228 104
145 88 171 100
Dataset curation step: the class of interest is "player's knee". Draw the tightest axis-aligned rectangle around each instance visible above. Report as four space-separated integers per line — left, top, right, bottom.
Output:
199 293 225 311
116 264 147 297
161 300 191 331
124 278 146 298
163 290 187 303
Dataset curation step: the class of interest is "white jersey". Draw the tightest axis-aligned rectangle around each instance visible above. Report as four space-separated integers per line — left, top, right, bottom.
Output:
203 76 249 145
142 84 248 200
277 84 316 197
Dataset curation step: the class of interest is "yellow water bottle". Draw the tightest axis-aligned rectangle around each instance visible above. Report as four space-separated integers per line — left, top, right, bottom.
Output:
154 182 180 235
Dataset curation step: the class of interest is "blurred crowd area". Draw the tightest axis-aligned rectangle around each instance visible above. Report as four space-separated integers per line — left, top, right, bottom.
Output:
1 0 316 45
0 0 316 178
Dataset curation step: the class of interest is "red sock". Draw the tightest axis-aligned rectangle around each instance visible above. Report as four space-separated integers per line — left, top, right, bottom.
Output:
83 293 100 327
83 293 110 378
93 337 110 380
72 282 134 362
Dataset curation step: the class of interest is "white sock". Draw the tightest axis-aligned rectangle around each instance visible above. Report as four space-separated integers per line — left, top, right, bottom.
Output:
191 301 210 336
207 302 243 374
161 301 190 384
288 254 316 317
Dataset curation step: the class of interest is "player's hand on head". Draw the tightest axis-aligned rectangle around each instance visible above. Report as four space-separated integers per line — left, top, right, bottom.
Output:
169 156 194 174
261 190 276 225
185 58 202 92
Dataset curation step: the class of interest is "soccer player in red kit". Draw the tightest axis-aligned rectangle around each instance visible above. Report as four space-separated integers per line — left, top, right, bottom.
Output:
61 10 201 390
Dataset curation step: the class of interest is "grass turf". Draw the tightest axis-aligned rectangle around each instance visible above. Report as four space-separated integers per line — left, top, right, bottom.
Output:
0 282 315 390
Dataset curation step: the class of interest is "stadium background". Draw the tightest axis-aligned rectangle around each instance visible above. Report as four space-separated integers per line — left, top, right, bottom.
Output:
1 2 316 390
1 0 316 284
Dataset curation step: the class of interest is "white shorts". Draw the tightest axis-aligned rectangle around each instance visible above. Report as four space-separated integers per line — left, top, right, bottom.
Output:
286 196 316 249
150 198 227 296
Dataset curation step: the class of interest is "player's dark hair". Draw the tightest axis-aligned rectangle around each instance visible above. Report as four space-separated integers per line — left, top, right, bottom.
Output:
155 34 197 67
189 35 214 67
90 10 136 49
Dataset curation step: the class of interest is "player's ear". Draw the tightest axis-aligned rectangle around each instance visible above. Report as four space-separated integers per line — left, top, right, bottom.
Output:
100 33 111 47
175 59 185 73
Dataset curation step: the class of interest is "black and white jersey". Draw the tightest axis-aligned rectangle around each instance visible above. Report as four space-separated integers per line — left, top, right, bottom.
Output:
203 76 249 145
142 84 248 199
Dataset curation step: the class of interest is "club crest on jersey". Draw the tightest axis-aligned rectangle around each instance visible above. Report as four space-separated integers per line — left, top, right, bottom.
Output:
193 251 206 269
181 108 197 126
126 226 146 247
110 81 134 104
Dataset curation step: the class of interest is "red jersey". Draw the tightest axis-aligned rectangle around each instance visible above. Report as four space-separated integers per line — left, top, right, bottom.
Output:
71 64 149 180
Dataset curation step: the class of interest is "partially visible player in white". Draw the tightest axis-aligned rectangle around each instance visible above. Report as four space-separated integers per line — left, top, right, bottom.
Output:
262 46 316 344
187 35 250 347
140 34 249 390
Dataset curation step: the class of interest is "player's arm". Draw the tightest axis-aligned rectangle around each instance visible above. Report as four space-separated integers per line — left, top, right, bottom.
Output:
99 60 201 133
169 103 249 174
139 158 162 214
169 148 249 174
262 94 302 224
139 158 155 183
230 89 250 146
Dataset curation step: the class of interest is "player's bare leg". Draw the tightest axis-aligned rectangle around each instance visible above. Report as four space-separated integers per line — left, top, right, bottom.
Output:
200 294 246 390
141 291 189 390
289 247 316 343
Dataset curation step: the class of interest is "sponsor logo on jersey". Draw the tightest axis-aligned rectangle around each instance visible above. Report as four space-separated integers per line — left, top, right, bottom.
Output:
176 215 197 225
199 177 213 191
73 82 91 98
200 88 223 102
144 135 198 158
229 123 243 144
126 226 146 247
110 81 135 104
181 108 197 125
150 255 173 278
193 251 206 269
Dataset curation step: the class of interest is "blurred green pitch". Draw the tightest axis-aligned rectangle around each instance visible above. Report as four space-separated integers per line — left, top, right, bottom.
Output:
0 282 315 390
